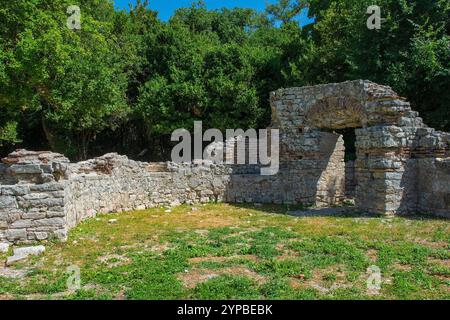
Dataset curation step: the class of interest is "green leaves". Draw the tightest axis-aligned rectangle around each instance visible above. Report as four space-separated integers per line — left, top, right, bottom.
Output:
1 0 449 158
0 0 129 158
0 122 21 147
136 13 264 136
304 0 450 130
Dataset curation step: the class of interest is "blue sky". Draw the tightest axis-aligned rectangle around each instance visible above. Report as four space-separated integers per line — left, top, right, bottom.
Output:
113 0 314 25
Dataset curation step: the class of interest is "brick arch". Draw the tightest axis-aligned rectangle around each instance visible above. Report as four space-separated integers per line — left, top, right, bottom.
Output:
305 96 367 129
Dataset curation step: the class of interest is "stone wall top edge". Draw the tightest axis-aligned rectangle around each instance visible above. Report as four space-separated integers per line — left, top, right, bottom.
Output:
270 79 373 96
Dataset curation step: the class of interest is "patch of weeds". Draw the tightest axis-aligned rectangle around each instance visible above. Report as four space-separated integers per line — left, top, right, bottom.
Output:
432 226 450 242
20 270 67 295
256 259 312 279
65 288 114 300
389 267 441 299
247 244 279 259
261 277 320 299
194 261 234 270
248 227 298 242
124 253 186 299
289 237 368 270
0 277 21 295
322 273 337 283
192 275 260 300
429 248 450 260
427 263 450 277
375 242 431 270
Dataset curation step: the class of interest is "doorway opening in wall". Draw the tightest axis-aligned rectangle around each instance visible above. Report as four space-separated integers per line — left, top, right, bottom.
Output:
322 127 359 204
336 128 358 203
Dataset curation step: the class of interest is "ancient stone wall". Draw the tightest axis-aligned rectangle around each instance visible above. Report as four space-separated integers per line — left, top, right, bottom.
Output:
0 151 236 243
270 80 449 216
0 149 349 244
1 80 449 245
0 151 70 243
64 155 232 229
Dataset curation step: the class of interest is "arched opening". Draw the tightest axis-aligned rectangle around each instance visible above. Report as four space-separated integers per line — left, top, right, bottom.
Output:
269 80 436 215
305 96 367 205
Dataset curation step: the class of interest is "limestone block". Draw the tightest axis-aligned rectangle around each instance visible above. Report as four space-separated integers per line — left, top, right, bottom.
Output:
0 242 10 253
8 164 42 174
0 196 17 208
33 217 65 227
10 219 33 229
6 229 27 241
6 245 45 266
1 185 30 196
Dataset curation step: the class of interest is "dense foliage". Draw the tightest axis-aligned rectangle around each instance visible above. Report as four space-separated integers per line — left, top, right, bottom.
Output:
0 0 448 160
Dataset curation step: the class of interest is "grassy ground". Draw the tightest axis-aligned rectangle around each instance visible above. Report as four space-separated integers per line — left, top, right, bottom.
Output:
0 203 449 300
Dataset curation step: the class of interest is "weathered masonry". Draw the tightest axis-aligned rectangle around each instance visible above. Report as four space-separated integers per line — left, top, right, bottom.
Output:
0 80 449 244
271 80 449 216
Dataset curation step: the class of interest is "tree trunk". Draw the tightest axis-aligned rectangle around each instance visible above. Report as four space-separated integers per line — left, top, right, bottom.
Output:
42 117 58 152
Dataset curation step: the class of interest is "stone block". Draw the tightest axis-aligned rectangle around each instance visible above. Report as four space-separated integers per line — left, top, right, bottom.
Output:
9 164 42 174
6 245 45 266
1 185 30 196
0 242 10 253
33 218 65 227
6 229 27 241
10 219 33 228
0 196 17 208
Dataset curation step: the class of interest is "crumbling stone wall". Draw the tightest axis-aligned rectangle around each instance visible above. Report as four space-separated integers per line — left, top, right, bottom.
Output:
64 155 232 229
270 80 450 216
0 151 233 243
0 151 70 243
1 80 449 245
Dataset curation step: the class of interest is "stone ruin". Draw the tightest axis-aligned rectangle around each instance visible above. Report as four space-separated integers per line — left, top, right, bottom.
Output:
0 80 449 245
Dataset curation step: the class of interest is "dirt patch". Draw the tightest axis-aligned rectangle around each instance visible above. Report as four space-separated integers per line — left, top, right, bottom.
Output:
178 265 266 289
149 243 173 253
97 254 131 268
169 207 243 229
428 258 450 268
393 263 412 272
0 293 14 300
366 249 378 263
194 229 209 237
289 265 351 293
0 266 29 279
22 290 71 300
188 255 258 264
412 239 449 249
115 288 127 300
275 243 300 261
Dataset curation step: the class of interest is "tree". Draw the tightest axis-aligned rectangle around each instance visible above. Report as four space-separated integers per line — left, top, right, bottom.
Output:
0 0 129 159
136 5 264 143
299 0 450 130
266 0 309 25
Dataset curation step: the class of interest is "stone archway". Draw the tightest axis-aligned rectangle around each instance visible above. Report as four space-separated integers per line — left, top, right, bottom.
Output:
270 80 430 215
304 96 366 206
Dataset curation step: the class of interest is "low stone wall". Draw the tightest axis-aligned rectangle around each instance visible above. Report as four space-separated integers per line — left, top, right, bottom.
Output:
0 149 348 244
64 155 233 229
0 183 67 242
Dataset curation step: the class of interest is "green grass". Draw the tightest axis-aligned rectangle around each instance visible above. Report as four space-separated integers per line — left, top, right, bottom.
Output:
0 203 449 300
